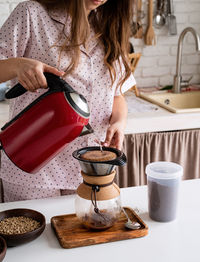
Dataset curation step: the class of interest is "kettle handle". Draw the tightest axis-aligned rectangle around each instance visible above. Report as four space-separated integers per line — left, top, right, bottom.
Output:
5 83 27 99
5 73 69 99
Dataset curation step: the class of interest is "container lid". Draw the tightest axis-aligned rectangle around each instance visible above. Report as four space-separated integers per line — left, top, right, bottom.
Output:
145 161 183 179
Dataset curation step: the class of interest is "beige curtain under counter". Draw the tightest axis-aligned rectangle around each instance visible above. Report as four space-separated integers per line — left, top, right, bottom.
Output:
116 129 200 188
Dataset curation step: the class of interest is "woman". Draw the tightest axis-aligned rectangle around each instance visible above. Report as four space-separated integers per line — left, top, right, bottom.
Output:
0 0 135 202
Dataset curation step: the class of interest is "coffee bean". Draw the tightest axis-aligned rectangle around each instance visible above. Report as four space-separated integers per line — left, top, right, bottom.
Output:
0 216 40 235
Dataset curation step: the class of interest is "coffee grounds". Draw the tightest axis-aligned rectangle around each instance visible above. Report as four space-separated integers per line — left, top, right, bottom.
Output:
81 150 117 162
81 211 117 230
148 179 179 222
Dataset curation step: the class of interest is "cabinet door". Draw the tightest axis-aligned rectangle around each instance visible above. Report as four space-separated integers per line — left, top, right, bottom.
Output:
115 129 200 187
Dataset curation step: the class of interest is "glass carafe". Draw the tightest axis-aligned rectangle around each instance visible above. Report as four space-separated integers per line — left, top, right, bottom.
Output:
75 195 121 230
75 170 121 230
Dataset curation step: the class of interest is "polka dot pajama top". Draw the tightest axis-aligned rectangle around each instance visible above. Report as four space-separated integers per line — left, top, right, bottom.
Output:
0 1 136 193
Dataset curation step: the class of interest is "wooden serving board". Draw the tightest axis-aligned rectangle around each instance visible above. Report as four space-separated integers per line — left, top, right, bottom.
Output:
51 207 148 249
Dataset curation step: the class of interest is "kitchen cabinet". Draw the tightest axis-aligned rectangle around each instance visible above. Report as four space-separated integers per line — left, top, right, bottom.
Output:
115 91 200 187
116 129 200 188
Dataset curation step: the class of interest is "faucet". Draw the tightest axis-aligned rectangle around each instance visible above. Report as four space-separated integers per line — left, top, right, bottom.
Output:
173 27 200 93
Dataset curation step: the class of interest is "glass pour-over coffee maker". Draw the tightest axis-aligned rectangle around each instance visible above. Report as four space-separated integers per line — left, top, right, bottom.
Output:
72 146 126 230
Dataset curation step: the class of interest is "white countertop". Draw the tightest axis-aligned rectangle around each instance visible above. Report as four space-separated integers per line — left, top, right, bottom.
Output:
1 92 200 134
125 91 200 134
1 179 200 262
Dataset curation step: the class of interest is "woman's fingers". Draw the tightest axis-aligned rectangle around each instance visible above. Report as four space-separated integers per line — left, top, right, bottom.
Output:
35 72 47 89
19 74 37 92
18 79 29 91
44 64 65 77
16 58 65 92
24 71 40 90
109 133 123 150
112 133 123 150
104 127 114 147
103 124 124 150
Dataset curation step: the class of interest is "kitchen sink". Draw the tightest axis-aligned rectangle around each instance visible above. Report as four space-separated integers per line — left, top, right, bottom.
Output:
139 91 200 113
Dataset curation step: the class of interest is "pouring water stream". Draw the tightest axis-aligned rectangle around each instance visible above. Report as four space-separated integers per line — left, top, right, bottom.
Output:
94 138 103 152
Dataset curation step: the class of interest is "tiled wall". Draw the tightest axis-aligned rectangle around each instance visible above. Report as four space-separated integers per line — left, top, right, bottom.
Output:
0 0 200 88
131 0 200 88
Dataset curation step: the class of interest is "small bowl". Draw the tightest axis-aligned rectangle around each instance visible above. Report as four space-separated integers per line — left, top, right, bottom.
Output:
0 236 7 262
0 208 46 247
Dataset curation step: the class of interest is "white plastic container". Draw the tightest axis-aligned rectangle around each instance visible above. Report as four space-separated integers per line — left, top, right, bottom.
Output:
146 161 183 222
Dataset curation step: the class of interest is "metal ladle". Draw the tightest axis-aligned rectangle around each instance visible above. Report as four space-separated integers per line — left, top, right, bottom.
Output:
154 12 166 28
154 0 166 28
122 208 141 230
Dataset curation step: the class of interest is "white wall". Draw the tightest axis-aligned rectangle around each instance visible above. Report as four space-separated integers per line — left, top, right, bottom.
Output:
0 0 200 88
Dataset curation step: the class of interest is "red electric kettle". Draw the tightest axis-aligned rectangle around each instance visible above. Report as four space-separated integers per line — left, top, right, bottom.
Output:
0 73 93 174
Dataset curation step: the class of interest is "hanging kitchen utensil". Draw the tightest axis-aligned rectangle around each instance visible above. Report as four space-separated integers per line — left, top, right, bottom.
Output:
154 0 166 29
167 0 177 35
0 73 93 174
128 52 141 73
134 0 143 39
145 0 156 45
130 0 139 37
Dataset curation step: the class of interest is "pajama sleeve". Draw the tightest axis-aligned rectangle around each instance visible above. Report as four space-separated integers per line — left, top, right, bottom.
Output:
0 2 31 60
114 57 136 96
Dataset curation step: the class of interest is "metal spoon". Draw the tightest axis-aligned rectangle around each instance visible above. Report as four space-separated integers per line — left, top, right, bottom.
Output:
154 0 166 28
154 12 166 28
122 208 141 230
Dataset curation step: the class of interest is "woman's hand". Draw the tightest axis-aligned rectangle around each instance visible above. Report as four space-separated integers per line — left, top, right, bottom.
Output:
103 95 128 150
103 121 124 150
15 57 65 92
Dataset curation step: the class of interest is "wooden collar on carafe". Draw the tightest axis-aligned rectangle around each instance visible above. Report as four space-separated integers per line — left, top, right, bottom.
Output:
77 170 120 200
81 170 116 185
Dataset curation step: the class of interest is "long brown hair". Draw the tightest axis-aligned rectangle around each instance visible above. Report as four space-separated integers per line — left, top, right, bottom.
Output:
35 0 134 88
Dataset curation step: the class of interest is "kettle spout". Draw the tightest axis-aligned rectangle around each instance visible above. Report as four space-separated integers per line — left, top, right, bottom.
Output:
79 123 94 137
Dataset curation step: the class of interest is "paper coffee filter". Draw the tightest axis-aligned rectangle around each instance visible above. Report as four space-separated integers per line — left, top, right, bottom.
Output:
146 161 183 180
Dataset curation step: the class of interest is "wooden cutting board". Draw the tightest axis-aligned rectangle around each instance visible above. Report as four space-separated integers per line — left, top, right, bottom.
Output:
51 207 148 249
